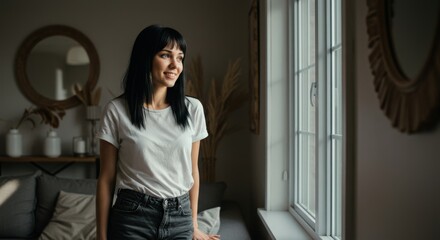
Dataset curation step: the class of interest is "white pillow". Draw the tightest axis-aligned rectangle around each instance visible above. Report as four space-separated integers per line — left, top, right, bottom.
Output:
39 191 96 240
197 207 221 235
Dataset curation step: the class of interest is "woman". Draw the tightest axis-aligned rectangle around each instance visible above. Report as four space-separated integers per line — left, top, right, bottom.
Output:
96 24 220 240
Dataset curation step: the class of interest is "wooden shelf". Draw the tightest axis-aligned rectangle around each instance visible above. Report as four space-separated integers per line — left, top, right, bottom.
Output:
0 155 99 177
0 155 97 163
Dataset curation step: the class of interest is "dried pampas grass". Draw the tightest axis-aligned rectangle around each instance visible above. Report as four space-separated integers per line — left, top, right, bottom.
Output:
186 56 247 181
14 106 65 129
73 83 101 106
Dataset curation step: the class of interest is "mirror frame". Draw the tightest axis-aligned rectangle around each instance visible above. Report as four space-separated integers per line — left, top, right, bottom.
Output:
366 0 440 133
15 25 100 109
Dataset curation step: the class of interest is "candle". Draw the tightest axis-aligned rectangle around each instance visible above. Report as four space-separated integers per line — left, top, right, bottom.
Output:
55 68 67 100
74 139 86 154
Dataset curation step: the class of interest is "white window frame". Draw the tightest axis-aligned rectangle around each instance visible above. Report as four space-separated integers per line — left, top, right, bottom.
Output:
289 0 343 239
259 0 353 239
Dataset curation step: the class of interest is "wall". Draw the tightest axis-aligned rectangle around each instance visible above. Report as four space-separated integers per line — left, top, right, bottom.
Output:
0 0 255 232
354 1 440 239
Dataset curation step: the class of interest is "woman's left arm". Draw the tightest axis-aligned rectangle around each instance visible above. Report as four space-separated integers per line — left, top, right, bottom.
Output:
190 141 220 240
189 140 201 230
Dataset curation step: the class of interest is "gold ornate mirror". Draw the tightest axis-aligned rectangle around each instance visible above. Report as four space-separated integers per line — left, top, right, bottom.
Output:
15 25 100 109
366 0 440 133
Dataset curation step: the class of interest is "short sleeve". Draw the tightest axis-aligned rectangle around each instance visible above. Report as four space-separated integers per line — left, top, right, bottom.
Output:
191 99 209 142
96 101 120 148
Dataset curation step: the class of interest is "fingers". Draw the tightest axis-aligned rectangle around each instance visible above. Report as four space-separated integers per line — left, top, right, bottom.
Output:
193 235 220 240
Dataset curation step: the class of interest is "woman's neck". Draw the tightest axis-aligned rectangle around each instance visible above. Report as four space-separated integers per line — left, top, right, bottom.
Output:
145 87 168 110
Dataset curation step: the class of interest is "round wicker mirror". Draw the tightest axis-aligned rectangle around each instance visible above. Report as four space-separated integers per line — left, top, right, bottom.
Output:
366 0 440 133
15 25 100 109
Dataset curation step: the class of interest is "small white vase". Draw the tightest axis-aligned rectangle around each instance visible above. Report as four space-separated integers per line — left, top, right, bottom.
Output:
44 130 61 158
6 128 22 157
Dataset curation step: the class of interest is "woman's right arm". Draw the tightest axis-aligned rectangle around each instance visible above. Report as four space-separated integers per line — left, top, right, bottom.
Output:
96 139 118 240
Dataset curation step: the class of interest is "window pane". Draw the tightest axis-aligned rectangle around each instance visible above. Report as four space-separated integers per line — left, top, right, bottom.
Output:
332 47 342 238
297 69 316 217
298 0 315 70
332 136 342 238
295 0 316 220
330 0 342 236
334 0 341 46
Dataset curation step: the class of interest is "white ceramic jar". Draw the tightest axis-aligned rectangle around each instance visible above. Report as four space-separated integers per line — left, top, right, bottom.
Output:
6 128 22 157
44 130 61 158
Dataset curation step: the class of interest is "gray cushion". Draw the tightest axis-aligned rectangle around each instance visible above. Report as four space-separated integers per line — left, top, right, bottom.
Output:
35 174 97 235
39 191 96 240
197 207 221 235
218 201 251 240
0 171 40 238
198 182 226 212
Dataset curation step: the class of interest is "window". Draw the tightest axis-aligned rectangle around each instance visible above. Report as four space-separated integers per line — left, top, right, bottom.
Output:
291 0 342 239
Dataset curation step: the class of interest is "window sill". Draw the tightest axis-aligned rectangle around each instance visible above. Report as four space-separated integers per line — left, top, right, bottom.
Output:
257 208 312 240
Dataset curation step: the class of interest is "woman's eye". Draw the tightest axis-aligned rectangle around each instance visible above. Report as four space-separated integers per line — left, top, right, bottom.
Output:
160 54 170 58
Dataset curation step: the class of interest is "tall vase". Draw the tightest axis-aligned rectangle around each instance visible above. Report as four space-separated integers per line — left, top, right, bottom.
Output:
44 129 61 158
6 128 22 157
86 105 100 156
201 157 216 182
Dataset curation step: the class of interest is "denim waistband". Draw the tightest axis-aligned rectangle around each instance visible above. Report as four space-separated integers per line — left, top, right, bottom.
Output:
117 188 189 209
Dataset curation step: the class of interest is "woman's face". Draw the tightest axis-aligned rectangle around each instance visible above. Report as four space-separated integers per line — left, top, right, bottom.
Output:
151 43 184 89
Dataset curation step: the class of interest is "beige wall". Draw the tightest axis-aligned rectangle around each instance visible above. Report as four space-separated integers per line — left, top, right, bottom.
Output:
0 0 255 233
353 1 440 239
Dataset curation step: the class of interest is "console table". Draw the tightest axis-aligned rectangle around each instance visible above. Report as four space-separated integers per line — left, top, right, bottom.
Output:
0 155 99 177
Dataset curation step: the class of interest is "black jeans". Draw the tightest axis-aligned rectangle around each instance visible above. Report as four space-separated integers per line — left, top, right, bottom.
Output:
108 189 193 240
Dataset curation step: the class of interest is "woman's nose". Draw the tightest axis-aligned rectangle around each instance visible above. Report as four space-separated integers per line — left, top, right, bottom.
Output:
168 58 177 68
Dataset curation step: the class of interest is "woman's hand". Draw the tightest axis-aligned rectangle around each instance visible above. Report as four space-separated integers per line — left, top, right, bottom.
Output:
192 228 220 240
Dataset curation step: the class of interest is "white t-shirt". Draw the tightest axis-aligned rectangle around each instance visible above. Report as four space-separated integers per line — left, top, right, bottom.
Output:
97 96 208 198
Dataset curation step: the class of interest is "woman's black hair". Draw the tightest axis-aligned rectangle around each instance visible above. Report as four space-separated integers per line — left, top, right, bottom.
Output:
123 24 189 129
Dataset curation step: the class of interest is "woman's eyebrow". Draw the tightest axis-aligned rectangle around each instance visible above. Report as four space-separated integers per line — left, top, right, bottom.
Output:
161 49 184 55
